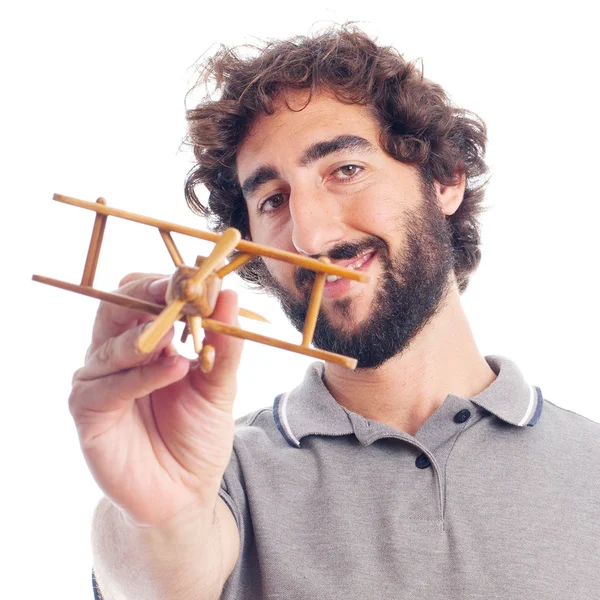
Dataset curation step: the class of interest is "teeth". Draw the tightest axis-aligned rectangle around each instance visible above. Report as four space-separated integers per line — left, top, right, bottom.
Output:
325 252 374 283
347 252 373 270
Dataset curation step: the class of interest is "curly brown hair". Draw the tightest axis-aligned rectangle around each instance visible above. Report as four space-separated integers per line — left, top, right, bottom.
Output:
184 25 488 293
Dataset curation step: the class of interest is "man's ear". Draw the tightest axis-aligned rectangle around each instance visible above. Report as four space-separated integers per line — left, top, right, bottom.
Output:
434 172 466 216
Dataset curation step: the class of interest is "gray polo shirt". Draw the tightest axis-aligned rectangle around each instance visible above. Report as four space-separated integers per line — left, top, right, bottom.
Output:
219 355 600 599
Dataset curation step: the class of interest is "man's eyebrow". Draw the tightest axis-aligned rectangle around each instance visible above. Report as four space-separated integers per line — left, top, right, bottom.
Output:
299 135 375 167
241 165 280 199
240 135 375 199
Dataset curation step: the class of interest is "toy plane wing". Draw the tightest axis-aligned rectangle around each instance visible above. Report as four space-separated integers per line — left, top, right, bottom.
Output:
32 193 371 370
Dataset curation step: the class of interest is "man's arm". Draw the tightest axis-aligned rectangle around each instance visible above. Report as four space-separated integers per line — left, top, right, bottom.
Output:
91 496 240 600
67 275 245 599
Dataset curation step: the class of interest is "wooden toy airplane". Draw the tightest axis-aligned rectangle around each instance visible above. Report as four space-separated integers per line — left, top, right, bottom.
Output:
32 194 370 371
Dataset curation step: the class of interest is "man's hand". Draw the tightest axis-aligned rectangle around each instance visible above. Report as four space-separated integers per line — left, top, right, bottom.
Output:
70 273 244 526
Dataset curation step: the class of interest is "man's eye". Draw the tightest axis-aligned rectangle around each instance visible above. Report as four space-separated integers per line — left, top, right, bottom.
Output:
334 164 363 179
258 193 287 214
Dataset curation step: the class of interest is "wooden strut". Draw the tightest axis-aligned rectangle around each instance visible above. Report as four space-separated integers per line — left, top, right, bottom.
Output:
217 252 254 278
81 198 108 286
302 257 329 347
159 230 183 266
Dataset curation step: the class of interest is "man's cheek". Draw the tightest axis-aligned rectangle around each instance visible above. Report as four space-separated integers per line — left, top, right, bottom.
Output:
263 258 292 285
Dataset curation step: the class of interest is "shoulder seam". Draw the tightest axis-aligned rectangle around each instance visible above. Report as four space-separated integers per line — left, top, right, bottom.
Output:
246 407 273 427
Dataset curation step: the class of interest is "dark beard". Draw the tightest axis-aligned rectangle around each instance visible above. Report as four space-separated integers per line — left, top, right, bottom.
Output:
257 187 455 369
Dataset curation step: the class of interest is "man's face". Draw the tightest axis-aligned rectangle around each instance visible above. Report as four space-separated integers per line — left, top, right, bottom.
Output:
236 90 456 368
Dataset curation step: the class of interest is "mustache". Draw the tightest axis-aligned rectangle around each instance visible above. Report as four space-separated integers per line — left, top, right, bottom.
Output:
294 238 386 290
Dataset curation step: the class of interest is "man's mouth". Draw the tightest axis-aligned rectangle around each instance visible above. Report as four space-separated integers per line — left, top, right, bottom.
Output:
325 251 376 283
320 250 377 300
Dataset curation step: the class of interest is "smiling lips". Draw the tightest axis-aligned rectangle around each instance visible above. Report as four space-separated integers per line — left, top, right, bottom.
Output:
325 251 376 283
321 251 376 299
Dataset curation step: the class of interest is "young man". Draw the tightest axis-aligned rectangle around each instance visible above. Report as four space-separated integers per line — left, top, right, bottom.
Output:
79 27 599 600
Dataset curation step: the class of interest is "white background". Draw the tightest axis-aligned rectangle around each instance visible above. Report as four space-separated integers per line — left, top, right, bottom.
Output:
2 1 598 597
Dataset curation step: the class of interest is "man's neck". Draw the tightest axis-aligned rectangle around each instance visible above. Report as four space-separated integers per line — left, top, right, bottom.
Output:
322 281 497 436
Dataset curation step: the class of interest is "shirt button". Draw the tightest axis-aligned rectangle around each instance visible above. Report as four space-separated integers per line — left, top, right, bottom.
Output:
454 409 472 424
415 454 431 469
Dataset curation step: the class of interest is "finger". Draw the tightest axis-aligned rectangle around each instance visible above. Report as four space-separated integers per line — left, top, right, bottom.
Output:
118 272 156 287
70 353 190 422
78 322 177 382
189 289 244 402
89 274 170 354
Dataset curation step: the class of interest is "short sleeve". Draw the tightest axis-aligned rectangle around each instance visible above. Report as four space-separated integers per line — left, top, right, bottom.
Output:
218 446 246 547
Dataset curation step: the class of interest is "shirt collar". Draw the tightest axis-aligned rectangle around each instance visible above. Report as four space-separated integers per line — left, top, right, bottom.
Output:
273 355 543 448
470 355 543 427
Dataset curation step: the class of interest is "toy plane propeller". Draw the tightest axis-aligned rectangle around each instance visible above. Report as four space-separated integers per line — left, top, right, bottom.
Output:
32 194 370 370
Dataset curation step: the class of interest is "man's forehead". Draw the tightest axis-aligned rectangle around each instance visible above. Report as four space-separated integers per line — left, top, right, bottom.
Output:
236 91 380 175
248 88 375 135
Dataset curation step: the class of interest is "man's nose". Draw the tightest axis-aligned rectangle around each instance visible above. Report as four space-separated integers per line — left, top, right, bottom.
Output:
289 189 345 257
